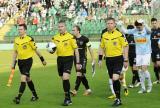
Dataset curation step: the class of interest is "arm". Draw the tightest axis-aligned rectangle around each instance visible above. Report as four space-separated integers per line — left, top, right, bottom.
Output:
74 48 80 64
144 23 151 34
98 45 104 68
35 49 47 66
123 45 129 68
74 48 81 70
11 50 18 69
88 46 95 64
117 21 134 34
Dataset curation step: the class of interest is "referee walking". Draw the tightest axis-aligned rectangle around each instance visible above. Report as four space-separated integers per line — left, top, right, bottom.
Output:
99 17 129 106
12 24 46 104
51 21 81 106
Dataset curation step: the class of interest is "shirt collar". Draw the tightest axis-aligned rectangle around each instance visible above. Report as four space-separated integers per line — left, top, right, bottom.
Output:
60 32 67 36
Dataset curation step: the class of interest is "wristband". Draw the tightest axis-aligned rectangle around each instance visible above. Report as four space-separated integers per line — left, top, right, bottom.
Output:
124 60 128 62
40 56 45 62
99 55 103 61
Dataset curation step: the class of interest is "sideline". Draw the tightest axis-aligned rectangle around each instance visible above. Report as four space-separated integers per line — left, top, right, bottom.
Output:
0 42 100 50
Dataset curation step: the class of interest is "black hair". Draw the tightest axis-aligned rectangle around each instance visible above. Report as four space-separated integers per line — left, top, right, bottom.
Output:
134 20 143 26
151 18 157 22
127 25 134 29
74 25 81 33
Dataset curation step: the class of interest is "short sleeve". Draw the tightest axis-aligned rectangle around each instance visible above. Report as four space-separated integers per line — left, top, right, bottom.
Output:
29 37 37 50
71 37 78 49
100 36 105 48
119 35 128 47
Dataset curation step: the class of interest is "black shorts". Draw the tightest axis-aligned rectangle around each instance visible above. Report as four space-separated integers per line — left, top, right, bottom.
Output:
57 56 74 76
105 56 123 79
18 57 33 77
74 57 87 73
129 53 136 67
151 51 160 63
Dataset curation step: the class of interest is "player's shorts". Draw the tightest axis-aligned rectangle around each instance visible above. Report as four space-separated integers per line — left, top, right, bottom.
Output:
129 53 136 67
57 56 74 76
136 54 151 66
18 57 33 77
74 57 87 73
151 51 160 63
105 55 123 79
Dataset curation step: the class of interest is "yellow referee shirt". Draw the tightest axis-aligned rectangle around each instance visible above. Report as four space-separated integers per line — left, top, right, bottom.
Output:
14 35 37 60
52 32 78 56
100 29 128 57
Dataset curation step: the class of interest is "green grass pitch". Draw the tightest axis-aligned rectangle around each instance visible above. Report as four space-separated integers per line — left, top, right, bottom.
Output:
0 50 160 108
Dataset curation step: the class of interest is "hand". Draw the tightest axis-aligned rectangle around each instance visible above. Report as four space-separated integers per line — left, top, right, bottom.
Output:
156 61 160 66
76 64 81 70
98 60 102 68
42 61 47 66
123 61 128 69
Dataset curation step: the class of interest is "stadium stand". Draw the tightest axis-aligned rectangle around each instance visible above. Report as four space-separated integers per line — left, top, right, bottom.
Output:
0 0 158 42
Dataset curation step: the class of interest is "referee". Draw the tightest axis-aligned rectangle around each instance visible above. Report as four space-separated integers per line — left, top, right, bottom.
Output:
12 24 46 104
99 17 128 106
51 21 81 106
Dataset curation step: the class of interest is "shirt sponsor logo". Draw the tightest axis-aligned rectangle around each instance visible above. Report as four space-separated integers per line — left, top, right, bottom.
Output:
135 38 147 43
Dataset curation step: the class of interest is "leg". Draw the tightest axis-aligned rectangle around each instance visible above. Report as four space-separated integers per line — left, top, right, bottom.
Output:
26 77 38 101
62 72 72 106
138 68 146 93
133 65 140 87
142 66 152 93
112 74 122 106
71 72 82 96
81 73 91 96
13 75 27 104
120 72 129 96
107 78 116 99
153 63 160 84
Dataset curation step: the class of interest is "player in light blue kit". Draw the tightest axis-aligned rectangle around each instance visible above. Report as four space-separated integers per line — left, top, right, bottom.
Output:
118 19 152 93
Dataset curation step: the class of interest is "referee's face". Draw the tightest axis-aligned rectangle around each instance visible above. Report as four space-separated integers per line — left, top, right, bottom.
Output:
58 23 66 34
107 20 116 31
18 26 26 36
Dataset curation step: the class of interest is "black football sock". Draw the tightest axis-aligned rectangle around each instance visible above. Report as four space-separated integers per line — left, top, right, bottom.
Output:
113 80 121 99
154 67 159 80
75 76 82 91
63 80 71 100
27 80 37 97
17 82 26 99
81 76 90 90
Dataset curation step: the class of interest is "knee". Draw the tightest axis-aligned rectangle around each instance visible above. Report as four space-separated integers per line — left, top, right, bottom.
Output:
142 66 147 72
26 77 31 82
112 74 120 81
62 73 70 80
21 75 27 82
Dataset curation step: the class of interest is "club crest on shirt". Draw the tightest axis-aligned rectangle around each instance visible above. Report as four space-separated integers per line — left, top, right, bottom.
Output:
113 41 117 46
80 41 83 45
64 43 68 46
23 45 27 49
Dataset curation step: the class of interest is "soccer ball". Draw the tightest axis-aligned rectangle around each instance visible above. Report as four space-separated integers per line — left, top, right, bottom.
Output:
46 42 56 54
